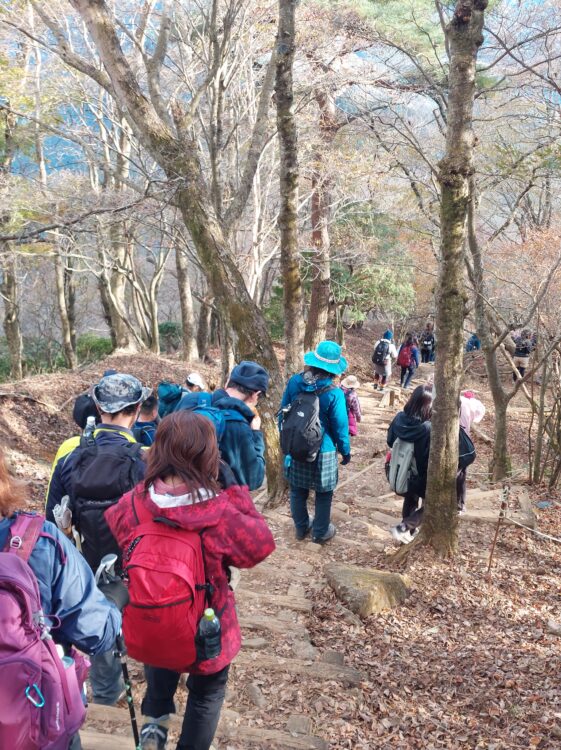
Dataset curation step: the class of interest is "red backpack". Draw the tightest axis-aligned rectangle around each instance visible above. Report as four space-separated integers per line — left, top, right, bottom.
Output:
397 344 413 367
122 495 208 672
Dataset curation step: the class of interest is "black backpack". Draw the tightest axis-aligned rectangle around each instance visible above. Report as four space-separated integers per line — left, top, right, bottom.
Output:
279 385 334 463
372 340 390 366
71 435 144 571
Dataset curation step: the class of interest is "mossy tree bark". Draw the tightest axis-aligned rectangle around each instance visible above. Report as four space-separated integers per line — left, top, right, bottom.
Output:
54 248 78 369
275 0 304 377
175 245 198 362
423 0 487 557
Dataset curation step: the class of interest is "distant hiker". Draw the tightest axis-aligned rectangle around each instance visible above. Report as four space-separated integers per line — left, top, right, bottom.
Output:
420 323 435 364
341 375 362 437
173 363 268 490
512 329 534 381
133 394 159 447
465 333 481 352
397 333 420 389
279 341 351 545
387 385 432 543
72 368 117 430
371 330 397 392
46 372 150 706
185 372 206 392
458 391 485 514
105 410 275 750
0 448 121 750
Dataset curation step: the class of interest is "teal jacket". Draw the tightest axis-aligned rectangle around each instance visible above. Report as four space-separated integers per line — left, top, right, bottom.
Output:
280 373 351 456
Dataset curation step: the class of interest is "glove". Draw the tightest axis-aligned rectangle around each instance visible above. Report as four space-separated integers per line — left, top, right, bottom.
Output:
53 495 72 534
98 578 129 611
341 454 352 466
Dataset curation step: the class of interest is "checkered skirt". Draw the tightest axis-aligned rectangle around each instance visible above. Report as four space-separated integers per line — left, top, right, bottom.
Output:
285 451 339 492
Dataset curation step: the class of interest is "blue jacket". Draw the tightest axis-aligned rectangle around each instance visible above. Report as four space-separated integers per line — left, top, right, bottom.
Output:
46 425 146 523
280 373 351 456
0 515 120 655
209 391 266 490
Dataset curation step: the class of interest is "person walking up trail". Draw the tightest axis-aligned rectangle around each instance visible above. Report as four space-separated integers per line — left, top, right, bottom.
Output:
46 372 150 706
0 448 121 750
371 330 397 392
279 340 351 545
105 410 275 750
420 323 435 364
341 375 362 437
397 333 420 389
512 329 534 381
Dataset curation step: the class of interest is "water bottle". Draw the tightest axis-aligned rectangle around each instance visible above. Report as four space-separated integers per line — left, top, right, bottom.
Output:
84 415 96 439
195 608 222 661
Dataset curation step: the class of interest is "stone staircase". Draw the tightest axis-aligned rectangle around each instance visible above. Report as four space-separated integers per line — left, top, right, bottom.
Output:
81 380 509 749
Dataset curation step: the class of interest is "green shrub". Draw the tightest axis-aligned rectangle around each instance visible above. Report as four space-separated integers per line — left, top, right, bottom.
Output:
77 334 113 362
263 285 284 341
159 321 182 353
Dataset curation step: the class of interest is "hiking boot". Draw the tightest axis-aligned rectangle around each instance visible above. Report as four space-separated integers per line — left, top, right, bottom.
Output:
295 518 313 541
390 524 411 544
140 723 168 750
312 523 336 544
373 383 379 390
379 386 385 393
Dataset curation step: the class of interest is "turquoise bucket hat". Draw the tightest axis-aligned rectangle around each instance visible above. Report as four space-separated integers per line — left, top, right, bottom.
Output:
303 340 348 376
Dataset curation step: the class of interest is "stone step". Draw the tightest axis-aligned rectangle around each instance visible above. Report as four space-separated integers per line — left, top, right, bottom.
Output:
234 651 363 686
236 588 313 612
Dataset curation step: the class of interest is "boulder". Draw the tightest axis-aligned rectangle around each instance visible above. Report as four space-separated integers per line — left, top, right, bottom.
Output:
325 564 411 617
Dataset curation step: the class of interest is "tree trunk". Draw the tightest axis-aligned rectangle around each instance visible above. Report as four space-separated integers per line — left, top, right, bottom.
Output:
423 0 487 557
197 294 214 361
0 247 23 380
98 278 117 349
275 0 304 376
65 255 77 351
175 245 198 361
54 249 78 369
532 358 548 483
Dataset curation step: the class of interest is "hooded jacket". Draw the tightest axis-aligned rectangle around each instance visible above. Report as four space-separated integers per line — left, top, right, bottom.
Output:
0 515 120 655
280 373 351 456
105 480 275 675
387 411 431 496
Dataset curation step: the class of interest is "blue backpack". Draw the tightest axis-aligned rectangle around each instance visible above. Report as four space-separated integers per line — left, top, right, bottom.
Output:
176 392 246 441
157 382 186 418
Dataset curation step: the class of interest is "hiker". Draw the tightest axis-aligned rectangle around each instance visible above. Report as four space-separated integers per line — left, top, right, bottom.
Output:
420 323 435 364
466 333 481 352
457 391 485 514
105 410 275 750
279 341 351 544
185 372 206 392
397 333 420 389
371 330 398 392
387 385 433 544
72 369 117 430
512 328 534 381
0 448 121 750
341 375 362 437
134 394 159 447
46 372 150 706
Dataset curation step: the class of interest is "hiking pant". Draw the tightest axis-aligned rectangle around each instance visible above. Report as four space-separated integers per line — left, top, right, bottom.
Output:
400 366 415 388
421 349 431 363
89 643 124 705
69 735 82 750
290 486 333 540
142 665 230 750
401 492 424 531
457 468 467 511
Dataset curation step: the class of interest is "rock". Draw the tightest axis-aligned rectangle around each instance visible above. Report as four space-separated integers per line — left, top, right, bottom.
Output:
292 640 319 661
246 682 267 708
320 649 345 666
333 501 350 514
242 637 268 649
547 620 561 636
334 603 363 627
286 714 313 735
325 564 411 617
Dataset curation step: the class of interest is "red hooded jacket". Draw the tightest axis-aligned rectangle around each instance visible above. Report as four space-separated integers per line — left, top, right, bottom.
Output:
105 480 275 675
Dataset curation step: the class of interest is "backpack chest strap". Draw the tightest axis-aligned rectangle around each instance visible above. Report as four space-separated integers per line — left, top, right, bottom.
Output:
5 514 44 561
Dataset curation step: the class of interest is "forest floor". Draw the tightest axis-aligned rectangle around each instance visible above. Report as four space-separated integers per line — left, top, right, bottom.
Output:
4 330 561 749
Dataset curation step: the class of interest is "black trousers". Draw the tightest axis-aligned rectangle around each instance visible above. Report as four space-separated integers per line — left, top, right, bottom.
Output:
421 349 431 363
401 469 467 529
142 664 230 750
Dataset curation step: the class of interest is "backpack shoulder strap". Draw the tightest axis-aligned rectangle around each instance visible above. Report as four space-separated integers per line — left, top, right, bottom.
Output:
196 392 213 408
5 513 44 561
317 384 336 396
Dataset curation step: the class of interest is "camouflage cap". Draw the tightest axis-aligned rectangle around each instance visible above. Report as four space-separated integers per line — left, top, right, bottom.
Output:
92 373 152 414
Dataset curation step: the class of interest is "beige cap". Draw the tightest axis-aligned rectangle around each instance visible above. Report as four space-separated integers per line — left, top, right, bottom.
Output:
341 375 360 389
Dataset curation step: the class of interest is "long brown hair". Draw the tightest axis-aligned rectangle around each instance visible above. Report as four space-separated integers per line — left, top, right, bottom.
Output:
143 411 220 496
0 449 28 517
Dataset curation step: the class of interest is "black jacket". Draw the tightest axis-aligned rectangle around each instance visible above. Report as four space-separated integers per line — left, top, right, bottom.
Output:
387 412 431 496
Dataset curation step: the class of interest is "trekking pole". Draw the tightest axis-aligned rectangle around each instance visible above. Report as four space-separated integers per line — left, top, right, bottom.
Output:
486 484 510 580
114 631 140 749
96 555 140 749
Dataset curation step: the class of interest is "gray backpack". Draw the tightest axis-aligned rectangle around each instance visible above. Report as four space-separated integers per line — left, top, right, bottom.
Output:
388 439 417 495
